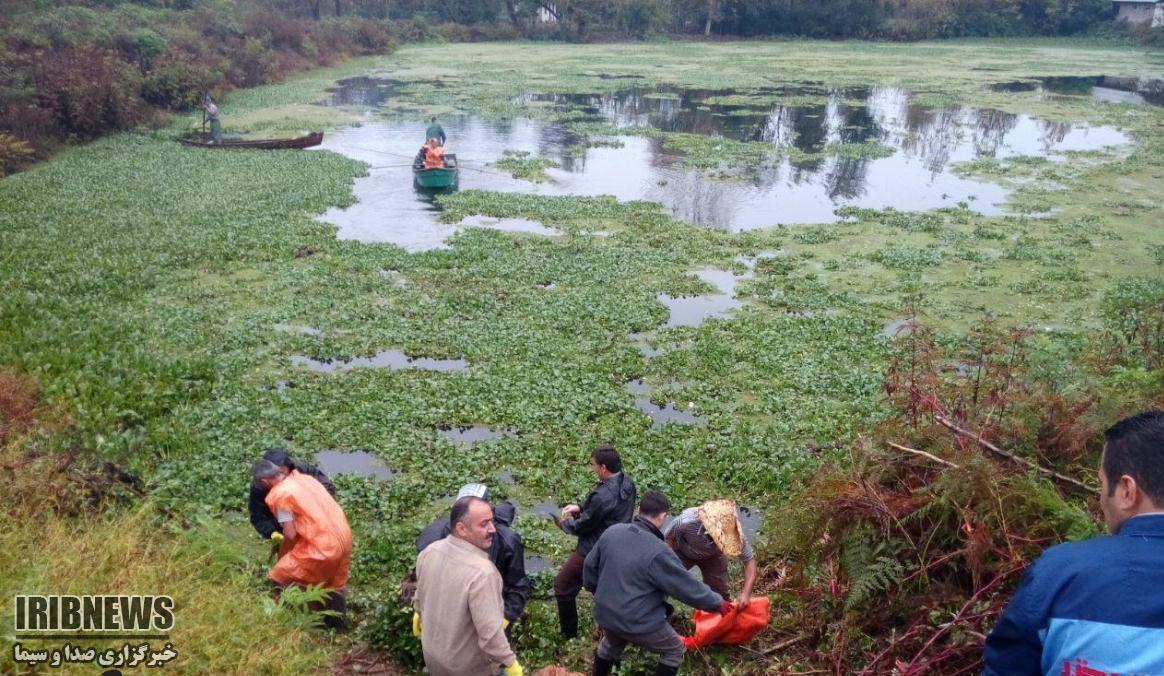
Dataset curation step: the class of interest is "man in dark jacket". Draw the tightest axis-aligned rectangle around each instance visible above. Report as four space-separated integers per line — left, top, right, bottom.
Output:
584 491 730 676
984 410 1164 675
248 448 336 539
553 445 637 638
425 116 446 145
416 483 530 625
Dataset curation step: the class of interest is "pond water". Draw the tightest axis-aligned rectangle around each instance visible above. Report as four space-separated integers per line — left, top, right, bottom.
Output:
626 379 706 428
314 449 397 480
524 555 554 574
531 501 560 519
738 505 762 542
437 425 517 445
290 350 468 372
990 75 1164 107
659 268 752 328
314 81 1130 242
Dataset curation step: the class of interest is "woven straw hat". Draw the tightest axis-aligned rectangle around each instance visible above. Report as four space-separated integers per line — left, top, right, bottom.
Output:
697 499 744 557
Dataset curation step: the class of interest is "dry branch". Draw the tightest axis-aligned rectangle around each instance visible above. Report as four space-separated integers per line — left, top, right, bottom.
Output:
887 441 960 469
934 415 1094 492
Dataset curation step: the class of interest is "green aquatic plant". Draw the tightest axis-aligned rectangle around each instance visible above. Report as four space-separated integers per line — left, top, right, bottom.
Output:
492 150 560 183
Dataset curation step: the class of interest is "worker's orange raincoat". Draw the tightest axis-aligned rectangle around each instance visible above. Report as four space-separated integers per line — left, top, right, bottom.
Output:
423 141 445 169
265 470 352 589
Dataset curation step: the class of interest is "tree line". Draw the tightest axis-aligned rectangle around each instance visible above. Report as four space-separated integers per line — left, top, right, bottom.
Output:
263 0 1114 40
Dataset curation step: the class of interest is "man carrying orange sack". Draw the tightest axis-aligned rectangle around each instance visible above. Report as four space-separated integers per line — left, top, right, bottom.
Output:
253 458 352 630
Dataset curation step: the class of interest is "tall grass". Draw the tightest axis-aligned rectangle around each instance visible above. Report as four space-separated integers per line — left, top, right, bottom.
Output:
0 375 340 676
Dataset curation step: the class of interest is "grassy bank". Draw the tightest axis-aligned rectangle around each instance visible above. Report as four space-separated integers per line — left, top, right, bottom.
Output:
1 39 1163 673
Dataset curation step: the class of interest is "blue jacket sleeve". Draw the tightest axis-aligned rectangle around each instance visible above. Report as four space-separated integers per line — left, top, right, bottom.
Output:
983 557 1053 676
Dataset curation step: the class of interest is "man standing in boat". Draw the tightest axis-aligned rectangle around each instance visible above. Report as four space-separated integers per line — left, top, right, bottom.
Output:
425 116 446 145
202 93 222 144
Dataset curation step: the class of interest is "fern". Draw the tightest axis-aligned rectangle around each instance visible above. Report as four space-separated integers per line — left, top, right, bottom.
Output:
840 528 904 611
846 555 904 611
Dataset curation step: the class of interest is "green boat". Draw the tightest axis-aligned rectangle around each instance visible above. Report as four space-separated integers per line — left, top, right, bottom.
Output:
413 153 458 189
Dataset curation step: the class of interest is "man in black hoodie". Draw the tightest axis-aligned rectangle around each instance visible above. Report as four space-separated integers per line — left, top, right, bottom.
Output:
415 483 530 625
553 445 637 638
584 491 731 676
248 448 337 539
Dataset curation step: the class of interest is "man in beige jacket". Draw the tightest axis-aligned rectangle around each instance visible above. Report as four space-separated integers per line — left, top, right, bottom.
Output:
415 496 524 676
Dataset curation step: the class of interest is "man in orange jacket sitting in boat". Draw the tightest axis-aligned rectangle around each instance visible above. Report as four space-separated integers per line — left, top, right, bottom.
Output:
252 458 352 630
422 137 446 169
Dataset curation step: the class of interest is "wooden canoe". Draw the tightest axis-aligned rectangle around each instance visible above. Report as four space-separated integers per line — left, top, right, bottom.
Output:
180 131 324 149
413 153 458 189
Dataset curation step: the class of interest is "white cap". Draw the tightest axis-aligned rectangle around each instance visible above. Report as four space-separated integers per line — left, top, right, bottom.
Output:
456 483 489 500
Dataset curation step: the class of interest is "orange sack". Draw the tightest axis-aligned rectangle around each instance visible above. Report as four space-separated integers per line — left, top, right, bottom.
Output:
265 470 353 590
681 596 771 649
423 143 445 169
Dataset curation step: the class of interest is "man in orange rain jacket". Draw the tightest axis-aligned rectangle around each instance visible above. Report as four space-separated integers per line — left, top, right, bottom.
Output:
253 458 352 629
423 138 445 169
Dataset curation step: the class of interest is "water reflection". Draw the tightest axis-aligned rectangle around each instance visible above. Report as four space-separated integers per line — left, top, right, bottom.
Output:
990 76 1164 107
314 83 1130 239
290 350 468 373
659 268 751 328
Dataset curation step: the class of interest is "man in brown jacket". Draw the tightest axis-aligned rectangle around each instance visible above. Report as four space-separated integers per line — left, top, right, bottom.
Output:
415 496 524 676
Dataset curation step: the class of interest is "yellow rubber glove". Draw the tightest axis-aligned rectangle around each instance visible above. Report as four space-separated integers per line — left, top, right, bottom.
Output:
412 612 422 638
270 532 284 542
502 618 510 630
503 660 523 676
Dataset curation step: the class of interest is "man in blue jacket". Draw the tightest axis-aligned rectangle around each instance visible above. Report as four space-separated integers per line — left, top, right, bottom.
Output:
984 410 1164 675
584 491 731 676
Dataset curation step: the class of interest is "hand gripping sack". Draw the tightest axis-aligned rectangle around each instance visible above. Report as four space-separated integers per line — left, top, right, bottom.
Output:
681 596 770 649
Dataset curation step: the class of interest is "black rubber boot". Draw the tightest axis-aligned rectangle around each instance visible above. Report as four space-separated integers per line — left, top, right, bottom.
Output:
321 590 347 632
654 664 679 676
592 653 616 676
556 595 578 638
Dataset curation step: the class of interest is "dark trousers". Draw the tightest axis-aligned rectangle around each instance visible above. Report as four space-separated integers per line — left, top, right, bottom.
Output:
678 551 730 598
554 549 588 637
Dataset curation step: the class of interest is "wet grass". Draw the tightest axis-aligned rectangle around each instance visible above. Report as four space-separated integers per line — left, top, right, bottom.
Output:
3 39 1163 673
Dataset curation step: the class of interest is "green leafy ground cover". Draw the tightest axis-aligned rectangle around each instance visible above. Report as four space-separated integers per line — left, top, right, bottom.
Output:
2 39 1163 673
